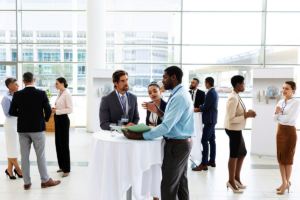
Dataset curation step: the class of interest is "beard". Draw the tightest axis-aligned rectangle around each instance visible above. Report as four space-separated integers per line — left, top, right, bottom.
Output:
190 85 196 90
122 85 129 91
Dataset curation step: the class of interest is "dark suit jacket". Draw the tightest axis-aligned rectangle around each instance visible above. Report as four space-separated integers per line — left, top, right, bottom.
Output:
100 91 140 130
199 88 219 124
189 89 205 108
9 87 52 133
146 99 167 126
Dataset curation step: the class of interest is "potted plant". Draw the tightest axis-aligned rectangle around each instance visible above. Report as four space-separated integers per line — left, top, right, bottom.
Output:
45 88 55 132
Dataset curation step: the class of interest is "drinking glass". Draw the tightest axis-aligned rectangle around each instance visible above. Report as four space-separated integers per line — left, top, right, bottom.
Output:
110 123 117 137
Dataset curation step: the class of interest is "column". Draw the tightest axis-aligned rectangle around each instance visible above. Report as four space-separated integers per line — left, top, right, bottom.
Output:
72 0 78 94
5 30 12 77
86 0 106 132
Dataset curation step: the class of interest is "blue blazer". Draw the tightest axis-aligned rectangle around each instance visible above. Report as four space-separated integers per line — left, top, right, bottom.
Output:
146 99 167 126
199 88 219 124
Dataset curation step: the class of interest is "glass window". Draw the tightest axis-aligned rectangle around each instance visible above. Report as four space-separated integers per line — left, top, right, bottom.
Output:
106 13 181 44
183 13 262 45
109 45 180 63
0 0 16 10
0 45 17 61
106 0 181 11
0 65 17 124
21 13 86 43
267 0 300 11
0 12 16 35
182 46 261 64
183 0 262 11
266 13 300 45
21 0 86 10
265 46 300 64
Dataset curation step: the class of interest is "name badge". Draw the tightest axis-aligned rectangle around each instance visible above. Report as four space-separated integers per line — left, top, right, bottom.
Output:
121 115 129 123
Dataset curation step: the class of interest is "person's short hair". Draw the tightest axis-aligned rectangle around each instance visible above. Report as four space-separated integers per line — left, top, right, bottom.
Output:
112 70 128 89
164 66 183 83
56 77 68 88
285 81 297 91
231 75 245 88
193 78 199 84
205 77 214 87
23 72 34 83
5 78 17 89
148 81 160 89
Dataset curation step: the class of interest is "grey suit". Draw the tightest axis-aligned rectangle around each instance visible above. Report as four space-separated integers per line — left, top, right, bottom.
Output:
100 90 140 130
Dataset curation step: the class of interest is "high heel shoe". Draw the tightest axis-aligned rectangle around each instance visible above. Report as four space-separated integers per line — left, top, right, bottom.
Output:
276 181 291 191
14 169 23 178
5 170 16 180
226 181 243 193
235 180 247 189
277 184 290 195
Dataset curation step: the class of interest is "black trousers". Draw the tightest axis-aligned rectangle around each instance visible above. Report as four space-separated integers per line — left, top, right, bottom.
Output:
161 140 193 200
54 114 71 173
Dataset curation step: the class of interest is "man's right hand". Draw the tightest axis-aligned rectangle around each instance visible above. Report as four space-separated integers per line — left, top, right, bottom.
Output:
275 106 282 114
142 102 158 114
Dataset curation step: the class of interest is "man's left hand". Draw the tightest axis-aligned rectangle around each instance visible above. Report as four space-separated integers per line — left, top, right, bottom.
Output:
124 123 135 127
122 129 144 140
51 108 56 113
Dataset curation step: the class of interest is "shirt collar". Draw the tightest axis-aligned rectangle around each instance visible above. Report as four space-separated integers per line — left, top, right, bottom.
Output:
25 85 35 88
7 91 13 96
171 84 183 95
115 89 126 97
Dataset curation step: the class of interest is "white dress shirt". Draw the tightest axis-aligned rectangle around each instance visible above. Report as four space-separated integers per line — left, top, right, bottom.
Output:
191 89 197 105
55 89 73 115
115 90 129 115
273 98 300 126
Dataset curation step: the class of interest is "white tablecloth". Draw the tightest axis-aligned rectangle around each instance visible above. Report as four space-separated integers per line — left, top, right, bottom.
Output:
190 112 203 162
86 131 163 200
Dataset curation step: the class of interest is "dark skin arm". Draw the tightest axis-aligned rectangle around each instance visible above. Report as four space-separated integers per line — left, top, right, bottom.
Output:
121 129 144 140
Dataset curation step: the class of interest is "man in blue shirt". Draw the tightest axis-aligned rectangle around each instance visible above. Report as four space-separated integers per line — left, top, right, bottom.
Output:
193 77 219 171
122 66 194 200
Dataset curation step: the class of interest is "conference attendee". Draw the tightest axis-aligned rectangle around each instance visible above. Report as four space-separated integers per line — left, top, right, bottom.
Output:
122 66 194 199
100 70 140 130
146 81 167 127
189 78 205 110
224 75 256 193
52 77 73 178
157 81 166 101
1 78 22 179
273 81 300 195
9 72 61 190
192 77 218 171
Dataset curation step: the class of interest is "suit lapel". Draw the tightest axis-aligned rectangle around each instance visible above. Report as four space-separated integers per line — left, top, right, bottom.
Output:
112 91 124 114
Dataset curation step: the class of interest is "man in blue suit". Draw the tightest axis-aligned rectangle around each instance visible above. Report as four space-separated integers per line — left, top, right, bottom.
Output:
193 77 219 171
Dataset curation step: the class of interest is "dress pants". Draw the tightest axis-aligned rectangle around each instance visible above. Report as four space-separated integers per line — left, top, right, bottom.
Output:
161 140 193 200
18 132 50 185
201 123 216 166
54 114 71 173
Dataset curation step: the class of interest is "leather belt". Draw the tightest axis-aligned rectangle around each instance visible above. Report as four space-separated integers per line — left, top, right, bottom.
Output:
165 137 192 144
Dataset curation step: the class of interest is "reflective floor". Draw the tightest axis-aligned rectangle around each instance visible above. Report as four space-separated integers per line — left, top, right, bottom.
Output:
0 128 299 200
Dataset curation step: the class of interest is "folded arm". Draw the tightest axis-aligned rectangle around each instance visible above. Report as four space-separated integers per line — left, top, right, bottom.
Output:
277 101 300 123
226 96 245 124
56 94 73 115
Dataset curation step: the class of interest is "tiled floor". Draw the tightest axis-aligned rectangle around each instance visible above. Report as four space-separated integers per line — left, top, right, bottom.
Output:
0 128 300 200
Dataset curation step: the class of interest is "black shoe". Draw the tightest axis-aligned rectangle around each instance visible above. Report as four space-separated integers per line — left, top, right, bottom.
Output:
14 169 23 178
5 169 16 179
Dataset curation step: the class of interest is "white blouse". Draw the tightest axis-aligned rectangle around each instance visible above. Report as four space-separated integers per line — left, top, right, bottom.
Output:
273 98 300 126
149 112 159 126
54 89 73 115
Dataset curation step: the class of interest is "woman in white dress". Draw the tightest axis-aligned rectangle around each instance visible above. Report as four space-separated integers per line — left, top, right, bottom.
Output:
1 78 23 179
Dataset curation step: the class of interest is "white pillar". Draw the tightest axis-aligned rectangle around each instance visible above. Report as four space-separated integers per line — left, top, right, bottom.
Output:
86 0 106 132
72 0 78 94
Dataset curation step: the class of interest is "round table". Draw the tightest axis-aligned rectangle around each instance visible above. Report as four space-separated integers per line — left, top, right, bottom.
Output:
190 112 203 163
86 131 163 200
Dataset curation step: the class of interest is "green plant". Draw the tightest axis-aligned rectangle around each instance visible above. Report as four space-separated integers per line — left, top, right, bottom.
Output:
46 88 53 107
